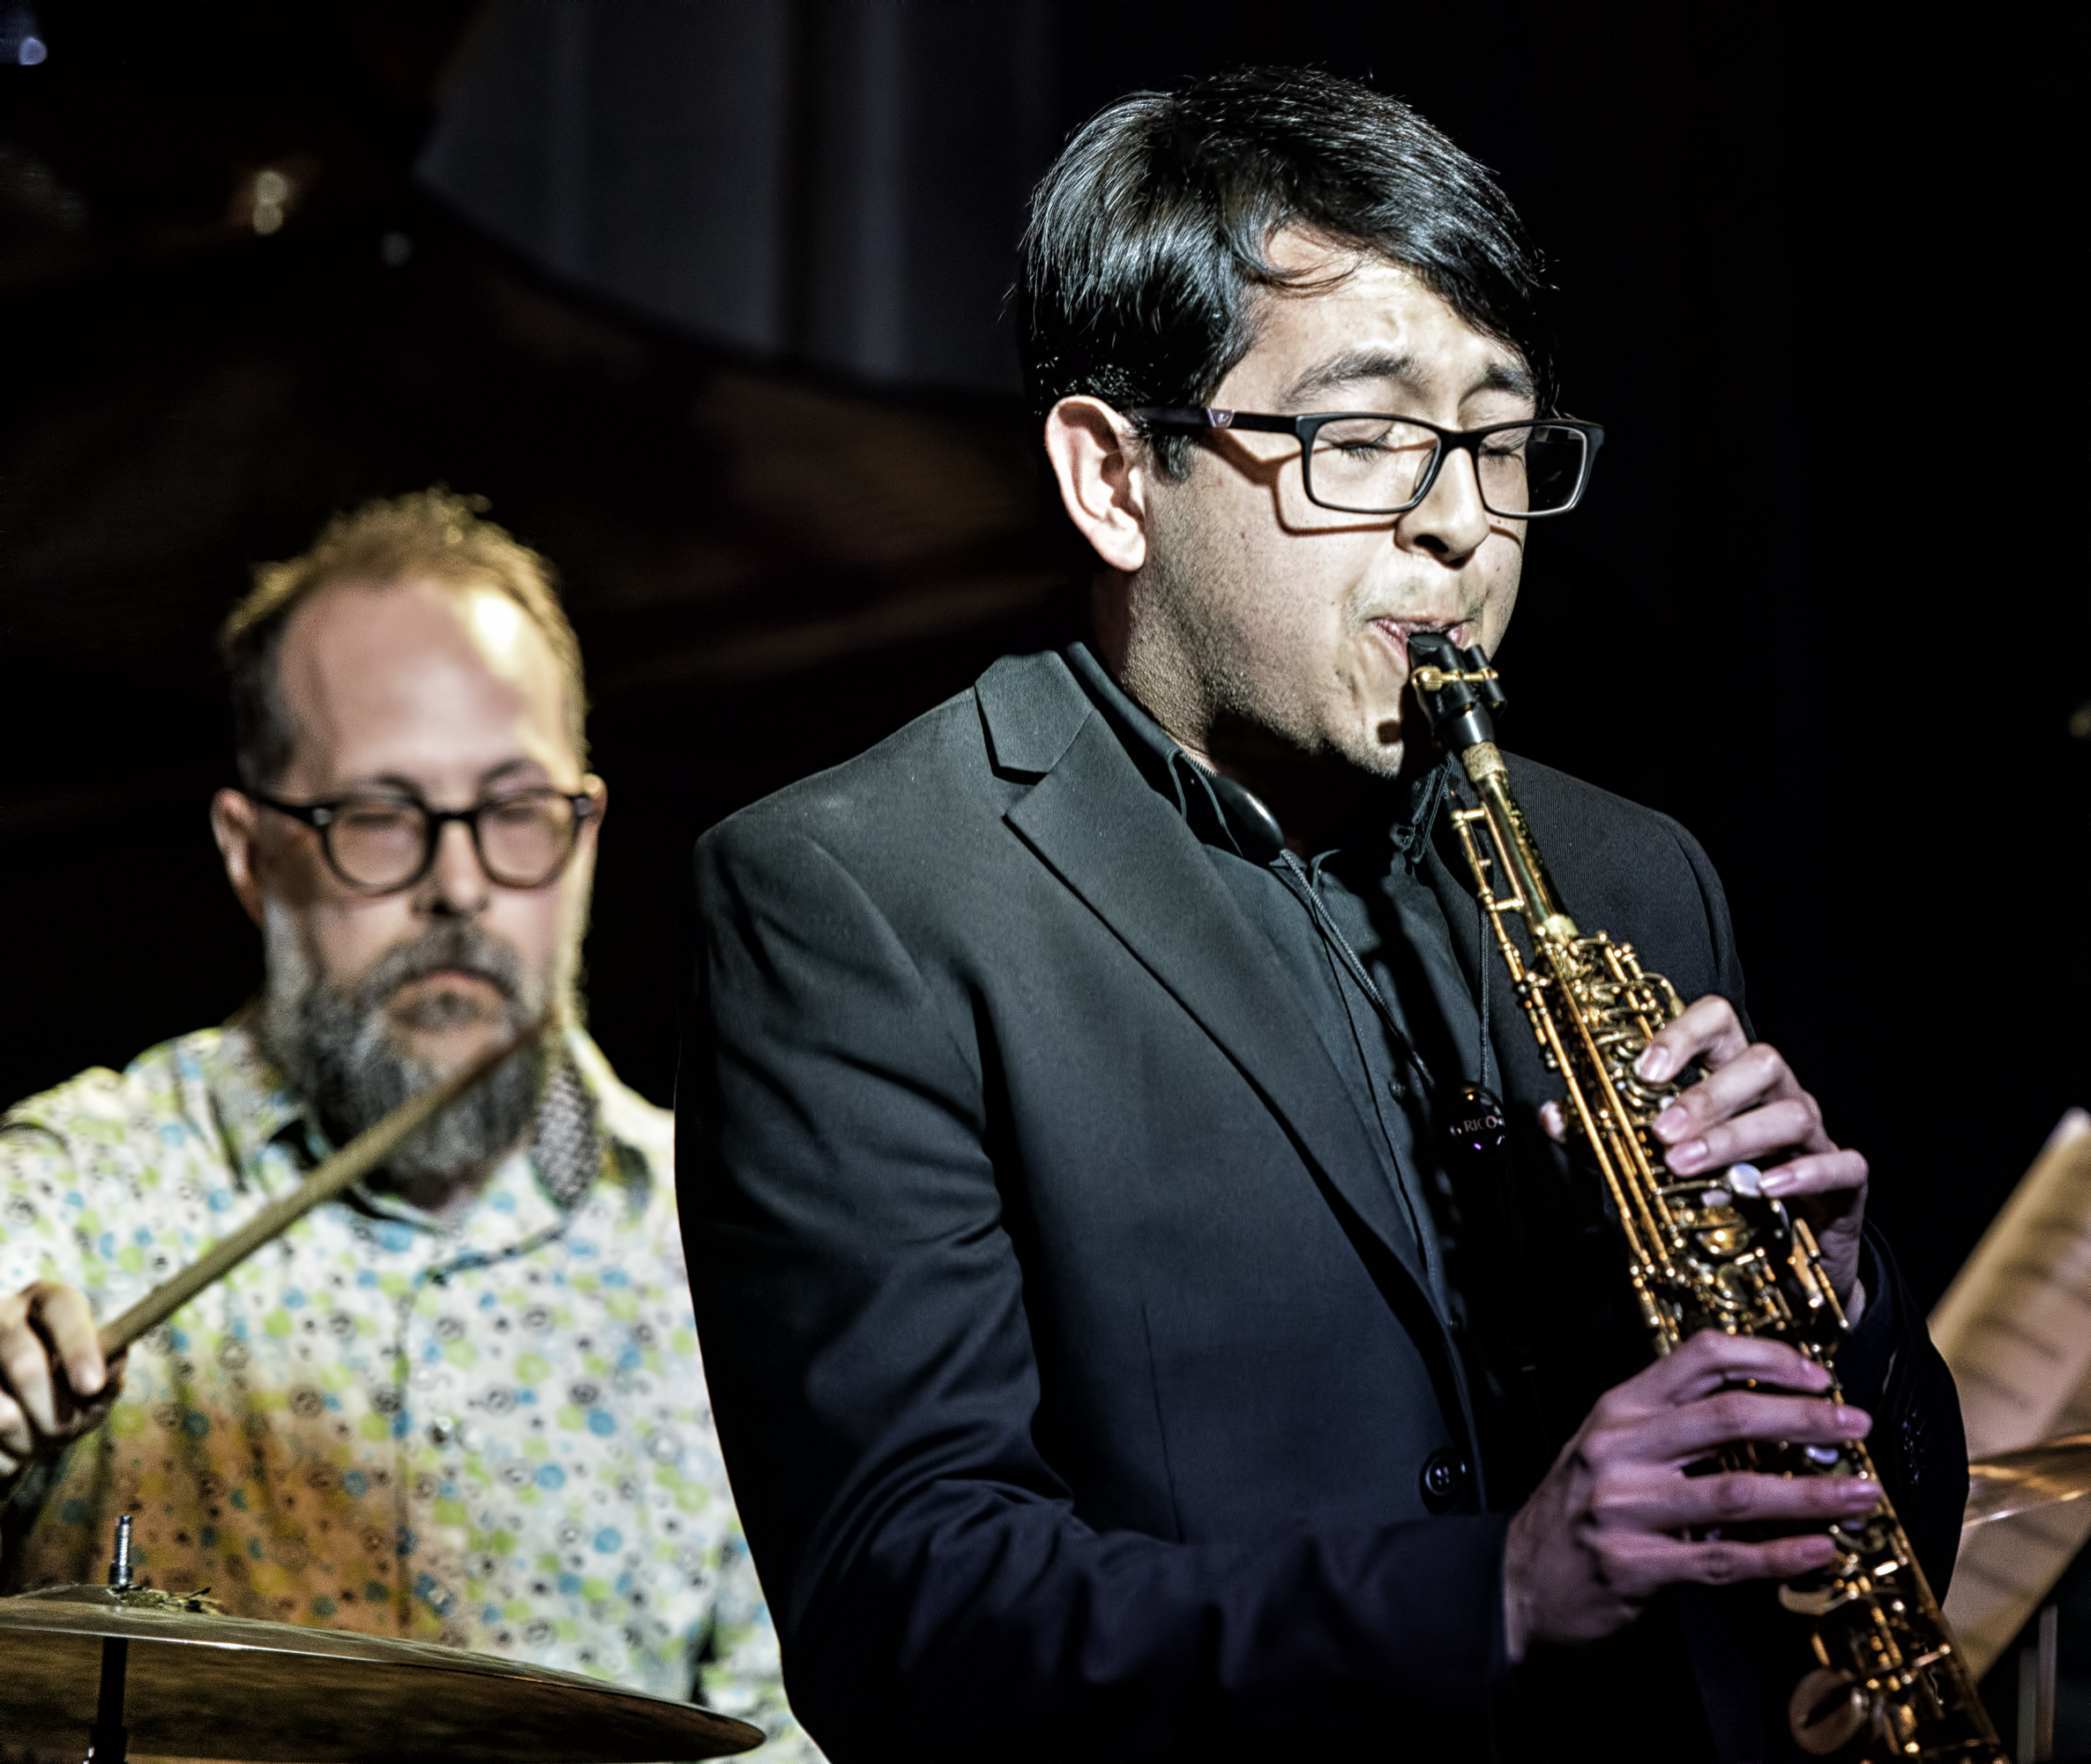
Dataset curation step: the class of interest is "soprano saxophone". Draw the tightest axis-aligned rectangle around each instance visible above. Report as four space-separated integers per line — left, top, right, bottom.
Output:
1407 632 1999 1763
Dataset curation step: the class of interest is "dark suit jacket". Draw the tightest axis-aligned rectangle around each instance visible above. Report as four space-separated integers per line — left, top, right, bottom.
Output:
681 648 1965 1763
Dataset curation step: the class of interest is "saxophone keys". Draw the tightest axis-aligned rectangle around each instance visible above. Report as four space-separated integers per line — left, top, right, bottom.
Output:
1779 1583 1846 1618
1789 1666 1872 1755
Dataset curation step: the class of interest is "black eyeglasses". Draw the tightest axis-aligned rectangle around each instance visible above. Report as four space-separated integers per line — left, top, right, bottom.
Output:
252 788 597 894
1129 407 1606 519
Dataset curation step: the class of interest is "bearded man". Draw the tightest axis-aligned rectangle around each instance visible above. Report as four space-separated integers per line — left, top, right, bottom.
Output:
0 490 814 1757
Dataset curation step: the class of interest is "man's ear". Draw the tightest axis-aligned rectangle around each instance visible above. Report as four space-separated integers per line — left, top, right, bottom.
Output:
211 789 267 928
1042 397 1150 575
573 774 609 863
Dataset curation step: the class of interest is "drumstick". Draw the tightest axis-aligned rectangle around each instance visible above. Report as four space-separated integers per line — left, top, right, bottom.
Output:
96 1010 551 1357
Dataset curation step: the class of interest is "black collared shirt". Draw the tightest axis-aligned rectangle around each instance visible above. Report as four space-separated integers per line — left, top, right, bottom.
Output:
1066 644 1489 1333
1064 641 1897 1430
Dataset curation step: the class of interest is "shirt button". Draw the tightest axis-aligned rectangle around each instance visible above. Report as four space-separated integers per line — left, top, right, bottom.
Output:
1420 1448 1468 1513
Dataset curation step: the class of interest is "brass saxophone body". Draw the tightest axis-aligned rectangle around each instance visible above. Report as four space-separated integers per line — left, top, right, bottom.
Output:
1406 633 1998 1763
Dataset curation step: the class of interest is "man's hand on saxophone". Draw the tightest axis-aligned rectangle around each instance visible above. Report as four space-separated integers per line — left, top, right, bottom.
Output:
1516 997 1883 1663
1540 992 1871 1316
1641 994 1869 1315
1408 630 1994 1748
1502 1330 1881 1663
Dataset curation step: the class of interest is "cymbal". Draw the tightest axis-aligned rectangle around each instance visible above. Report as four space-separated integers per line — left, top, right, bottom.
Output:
0 1585 765 1762
1967 1431 2091 1528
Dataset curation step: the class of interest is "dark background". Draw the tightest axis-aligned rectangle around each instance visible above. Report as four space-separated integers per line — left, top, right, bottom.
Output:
2 0 2086 1750
1 3 2085 1703
4 4 2085 1298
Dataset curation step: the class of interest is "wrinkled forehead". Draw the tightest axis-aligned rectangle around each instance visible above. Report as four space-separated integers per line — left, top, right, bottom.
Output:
274 576 577 783
1234 230 1535 409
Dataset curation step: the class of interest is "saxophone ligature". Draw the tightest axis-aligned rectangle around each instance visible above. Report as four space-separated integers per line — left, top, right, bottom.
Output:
1406 631 1998 1763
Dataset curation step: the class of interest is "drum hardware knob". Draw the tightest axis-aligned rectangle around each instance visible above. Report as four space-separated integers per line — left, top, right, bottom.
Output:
90 1516 135 1764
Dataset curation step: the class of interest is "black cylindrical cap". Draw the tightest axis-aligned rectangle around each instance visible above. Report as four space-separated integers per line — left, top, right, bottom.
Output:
1408 632 1498 749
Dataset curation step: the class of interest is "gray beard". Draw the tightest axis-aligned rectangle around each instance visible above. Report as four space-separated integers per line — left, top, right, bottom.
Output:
258 910 549 1182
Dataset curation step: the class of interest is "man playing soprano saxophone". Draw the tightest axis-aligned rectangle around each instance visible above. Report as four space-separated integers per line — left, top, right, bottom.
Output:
0 492 817 1757
681 71 1968 1761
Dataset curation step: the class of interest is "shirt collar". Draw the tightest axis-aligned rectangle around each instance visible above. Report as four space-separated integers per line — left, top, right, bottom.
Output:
1063 641 1452 868
201 1016 312 1182
203 1015 652 1230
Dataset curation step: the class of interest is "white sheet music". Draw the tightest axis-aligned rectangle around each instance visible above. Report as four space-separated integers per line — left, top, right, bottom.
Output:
1932 1110 2091 1676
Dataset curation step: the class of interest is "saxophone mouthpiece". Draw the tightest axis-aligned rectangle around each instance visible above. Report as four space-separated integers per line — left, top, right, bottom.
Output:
1407 630 1506 753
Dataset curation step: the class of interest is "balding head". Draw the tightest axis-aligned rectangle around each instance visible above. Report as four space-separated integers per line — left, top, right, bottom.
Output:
223 488 587 794
210 559 606 1216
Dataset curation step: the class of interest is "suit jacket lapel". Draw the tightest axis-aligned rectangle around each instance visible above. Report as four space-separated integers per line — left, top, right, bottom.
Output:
987 658 1437 1304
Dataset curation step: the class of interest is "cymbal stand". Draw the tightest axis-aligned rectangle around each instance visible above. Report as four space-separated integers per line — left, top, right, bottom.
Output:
85 1515 131 1764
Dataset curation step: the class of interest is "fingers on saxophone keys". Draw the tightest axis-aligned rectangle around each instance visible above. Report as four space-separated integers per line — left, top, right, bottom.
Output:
1758 1149 1869 1199
1603 1470 1880 1535
1635 996 1749 1084
1631 1329 1832 1404
1679 1532 1845 1588
1586 1528 1841 1602
1657 1094 1816 1177
1639 1392 1871 1463
1656 1042 1784 1120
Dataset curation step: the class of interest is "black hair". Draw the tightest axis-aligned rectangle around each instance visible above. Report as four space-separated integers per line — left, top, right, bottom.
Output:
1019 67 1553 475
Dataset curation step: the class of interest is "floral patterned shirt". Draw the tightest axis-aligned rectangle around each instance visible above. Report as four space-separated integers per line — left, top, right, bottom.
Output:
0 1020 818 1760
